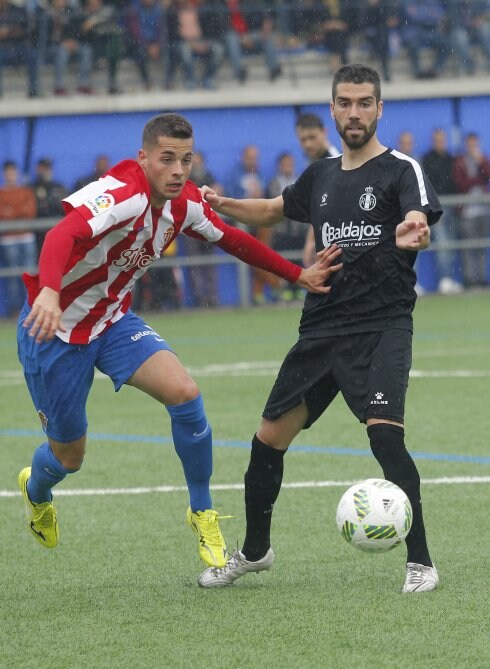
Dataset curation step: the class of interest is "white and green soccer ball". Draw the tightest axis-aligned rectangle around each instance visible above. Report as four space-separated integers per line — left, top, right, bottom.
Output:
336 478 413 552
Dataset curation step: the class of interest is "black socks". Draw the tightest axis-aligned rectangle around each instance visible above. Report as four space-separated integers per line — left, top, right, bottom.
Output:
367 423 432 567
241 434 285 562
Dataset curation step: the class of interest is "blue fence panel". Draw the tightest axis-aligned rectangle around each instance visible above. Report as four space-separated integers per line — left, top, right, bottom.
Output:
459 97 490 150
0 118 29 176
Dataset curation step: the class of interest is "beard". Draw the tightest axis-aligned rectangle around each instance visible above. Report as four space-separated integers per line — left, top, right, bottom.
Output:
335 118 378 149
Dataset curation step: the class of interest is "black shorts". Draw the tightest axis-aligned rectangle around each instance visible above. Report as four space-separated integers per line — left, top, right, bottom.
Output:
263 329 412 427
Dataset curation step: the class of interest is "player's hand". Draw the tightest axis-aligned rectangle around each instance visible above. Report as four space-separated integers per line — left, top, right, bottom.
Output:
199 185 224 211
296 244 343 294
396 219 430 250
23 287 66 343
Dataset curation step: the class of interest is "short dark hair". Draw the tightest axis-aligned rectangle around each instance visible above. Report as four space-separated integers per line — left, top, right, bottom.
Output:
3 160 16 170
277 151 293 163
332 64 381 103
295 112 325 131
142 113 193 147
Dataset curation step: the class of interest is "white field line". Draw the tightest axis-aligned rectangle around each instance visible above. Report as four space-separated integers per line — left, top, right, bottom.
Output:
1 476 489 499
1 361 490 386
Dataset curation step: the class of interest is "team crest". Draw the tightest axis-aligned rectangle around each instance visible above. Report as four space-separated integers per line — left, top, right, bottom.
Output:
37 409 48 432
359 186 376 211
85 193 115 216
163 225 175 247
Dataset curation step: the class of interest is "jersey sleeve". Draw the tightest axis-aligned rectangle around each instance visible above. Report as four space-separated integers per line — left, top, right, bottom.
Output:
62 174 148 236
22 210 93 302
282 163 317 223
397 159 443 225
209 216 302 283
182 182 302 283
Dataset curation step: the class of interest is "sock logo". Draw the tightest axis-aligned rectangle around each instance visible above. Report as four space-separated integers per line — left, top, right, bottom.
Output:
193 424 209 438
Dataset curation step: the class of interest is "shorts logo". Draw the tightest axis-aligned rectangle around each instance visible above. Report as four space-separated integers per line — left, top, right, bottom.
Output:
371 391 388 406
37 410 48 432
131 329 164 342
85 193 115 216
359 186 376 211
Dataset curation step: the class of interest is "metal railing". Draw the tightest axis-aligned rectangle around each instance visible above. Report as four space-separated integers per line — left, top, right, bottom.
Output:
1 193 490 305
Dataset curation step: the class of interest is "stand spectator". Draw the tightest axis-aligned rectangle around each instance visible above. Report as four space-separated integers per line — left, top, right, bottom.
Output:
361 0 401 82
207 0 282 85
295 111 341 163
396 130 427 295
400 0 449 79
32 157 67 250
79 0 125 94
228 144 280 304
0 161 37 316
73 154 111 191
267 152 305 302
125 0 164 90
165 0 223 91
281 0 327 50
45 0 94 96
397 130 417 158
446 0 490 76
422 129 463 294
0 0 39 97
452 132 490 287
295 112 340 267
181 152 220 307
320 0 355 72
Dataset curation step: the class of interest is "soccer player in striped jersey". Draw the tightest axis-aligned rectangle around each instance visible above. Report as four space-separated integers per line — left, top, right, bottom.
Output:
197 65 442 592
17 113 343 569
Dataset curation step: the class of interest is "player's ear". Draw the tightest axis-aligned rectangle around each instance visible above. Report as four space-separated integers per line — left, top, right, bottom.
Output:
330 101 335 119
138 148 146 166
377 100 383 120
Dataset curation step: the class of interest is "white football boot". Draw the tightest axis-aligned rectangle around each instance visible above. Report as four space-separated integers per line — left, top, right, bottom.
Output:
198 548 275 588
402 562 439 593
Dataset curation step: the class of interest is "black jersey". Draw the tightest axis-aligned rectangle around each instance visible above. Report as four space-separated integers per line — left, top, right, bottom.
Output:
282 148 442 337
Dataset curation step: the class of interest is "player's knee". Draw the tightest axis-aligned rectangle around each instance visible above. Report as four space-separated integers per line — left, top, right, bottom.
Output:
367 422 420 489
170 378 200 405
49 438 85 471
367 422 405 455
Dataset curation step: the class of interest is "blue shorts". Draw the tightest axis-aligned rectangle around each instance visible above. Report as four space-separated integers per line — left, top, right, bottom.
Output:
17 304 173 443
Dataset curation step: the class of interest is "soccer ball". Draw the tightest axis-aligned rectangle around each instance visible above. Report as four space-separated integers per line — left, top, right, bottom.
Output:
336 478 412 552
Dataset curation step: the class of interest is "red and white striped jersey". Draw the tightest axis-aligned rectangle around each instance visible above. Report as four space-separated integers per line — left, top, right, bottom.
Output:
23 160 301 344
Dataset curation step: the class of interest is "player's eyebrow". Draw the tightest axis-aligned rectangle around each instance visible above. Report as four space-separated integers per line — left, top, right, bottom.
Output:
159 150 194 158
337 96 376 103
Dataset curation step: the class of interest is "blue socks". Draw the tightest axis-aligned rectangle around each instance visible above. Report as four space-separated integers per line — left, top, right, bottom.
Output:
167 394 213 512
27 441 74 503
27 397 213 511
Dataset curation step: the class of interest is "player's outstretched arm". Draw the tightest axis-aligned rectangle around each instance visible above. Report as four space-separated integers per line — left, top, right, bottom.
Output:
23 287 66 343
296 244 343 294
201 185 284 227
396 211 430 250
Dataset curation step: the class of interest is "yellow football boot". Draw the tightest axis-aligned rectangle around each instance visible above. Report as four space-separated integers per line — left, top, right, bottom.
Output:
186 507 230 568
18 467 59 548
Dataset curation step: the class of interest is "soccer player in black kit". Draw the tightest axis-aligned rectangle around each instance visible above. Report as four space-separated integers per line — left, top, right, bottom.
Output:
198 64 441 593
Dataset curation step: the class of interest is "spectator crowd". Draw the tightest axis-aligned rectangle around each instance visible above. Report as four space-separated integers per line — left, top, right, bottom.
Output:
1 1 490 96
